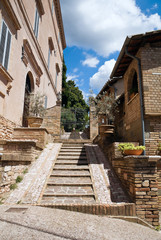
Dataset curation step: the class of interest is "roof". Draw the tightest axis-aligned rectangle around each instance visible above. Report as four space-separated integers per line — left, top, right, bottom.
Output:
110 29 161 79
54 0 66 49
99 77 122 95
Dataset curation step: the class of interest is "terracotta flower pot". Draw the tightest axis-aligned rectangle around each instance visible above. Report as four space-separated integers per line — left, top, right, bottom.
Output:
27 116 43 128
123 149 143 156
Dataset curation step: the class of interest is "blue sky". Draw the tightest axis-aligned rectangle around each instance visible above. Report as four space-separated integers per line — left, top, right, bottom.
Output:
60 0 161 100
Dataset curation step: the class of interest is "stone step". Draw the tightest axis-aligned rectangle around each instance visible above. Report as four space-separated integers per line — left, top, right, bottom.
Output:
52 170 90 175
57 156 87 160
42 193 95 197
60 149 85 152
47 182 93 186
40 196 96 204
48 176 92 184
55 160 88 165
44 185 94 195
54 165 89 170
51 173 90 177
59 152 86 156
62 145 84 148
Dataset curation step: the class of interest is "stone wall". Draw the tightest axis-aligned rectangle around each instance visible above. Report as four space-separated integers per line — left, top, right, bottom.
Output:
157 161 161 210
145 116 161 155
0 164 30 195
42 103 61 139
0 115 17 140
90 105 98 140
0 140 38 195
112 155 160 226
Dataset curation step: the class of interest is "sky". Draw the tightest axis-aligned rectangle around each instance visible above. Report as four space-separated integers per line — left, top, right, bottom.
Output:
60 0 161 101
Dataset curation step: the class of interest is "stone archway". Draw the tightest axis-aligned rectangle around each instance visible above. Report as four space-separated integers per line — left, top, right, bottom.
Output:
22 72 34 126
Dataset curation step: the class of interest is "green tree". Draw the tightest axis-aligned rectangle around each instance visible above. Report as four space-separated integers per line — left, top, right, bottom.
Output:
61 60 89 131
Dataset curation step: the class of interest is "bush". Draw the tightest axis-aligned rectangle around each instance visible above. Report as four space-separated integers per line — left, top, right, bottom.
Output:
158 143 161 151
16 176 23 183
118 143 145 152
10 183 17 190
23 168 28 174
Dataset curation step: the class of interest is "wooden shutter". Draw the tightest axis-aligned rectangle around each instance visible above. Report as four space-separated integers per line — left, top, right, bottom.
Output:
0 22 7 65
4 31 11 69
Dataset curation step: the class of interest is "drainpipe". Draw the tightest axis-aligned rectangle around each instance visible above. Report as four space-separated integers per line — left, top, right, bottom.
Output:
125 46 146 154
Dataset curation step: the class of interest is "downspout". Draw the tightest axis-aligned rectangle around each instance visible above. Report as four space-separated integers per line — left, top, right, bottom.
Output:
125 46 145 154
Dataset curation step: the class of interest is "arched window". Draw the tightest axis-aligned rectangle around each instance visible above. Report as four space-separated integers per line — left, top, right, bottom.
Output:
128 69 138 101
22 72 34 126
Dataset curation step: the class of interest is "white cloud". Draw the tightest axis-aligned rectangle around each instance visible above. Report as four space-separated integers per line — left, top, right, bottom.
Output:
66 74 79 82
147 3 158 13
73 68 78 73
67 74 84 87
81 90 95 103
60 0 161 57
152 3 158 10
82 56 99 68
90 59 116 91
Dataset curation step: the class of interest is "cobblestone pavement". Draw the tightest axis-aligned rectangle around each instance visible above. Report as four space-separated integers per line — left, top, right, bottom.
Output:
5 143 62 204
91 144 130 203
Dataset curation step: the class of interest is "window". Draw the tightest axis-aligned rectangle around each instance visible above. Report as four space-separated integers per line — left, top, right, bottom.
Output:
52 0 55 15
48 47 51 69
55 63 60 89
55 70 58 88
34 7 40 38
48 37 54 69
0 20 11 70
58 31 60 44
128 69 138 101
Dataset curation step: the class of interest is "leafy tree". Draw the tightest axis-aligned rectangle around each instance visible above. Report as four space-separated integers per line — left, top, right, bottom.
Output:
89 91 118 124
61 60 89 131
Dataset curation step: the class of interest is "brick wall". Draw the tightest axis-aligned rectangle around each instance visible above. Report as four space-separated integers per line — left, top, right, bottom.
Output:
157 162 161 210
0 115 18 140
141 44 161 115
123 56 143 144
13 128 49 149
112 155 160 226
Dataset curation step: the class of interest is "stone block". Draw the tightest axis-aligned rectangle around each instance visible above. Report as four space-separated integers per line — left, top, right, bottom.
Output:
4 166 11 172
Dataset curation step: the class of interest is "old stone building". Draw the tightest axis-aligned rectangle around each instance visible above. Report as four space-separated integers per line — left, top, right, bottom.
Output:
0 0 66 139
109 30 161 155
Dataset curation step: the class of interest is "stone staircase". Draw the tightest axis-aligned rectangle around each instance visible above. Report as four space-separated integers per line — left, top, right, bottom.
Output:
39 142 135 218
40 143 96 205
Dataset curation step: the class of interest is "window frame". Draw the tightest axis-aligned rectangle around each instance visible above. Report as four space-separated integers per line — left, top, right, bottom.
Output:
34 7 40 39
0 20 12 70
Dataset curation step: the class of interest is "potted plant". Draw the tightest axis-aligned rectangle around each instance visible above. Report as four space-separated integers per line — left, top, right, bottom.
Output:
89 91 118 135
118 143 145 156
27 93 46 127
